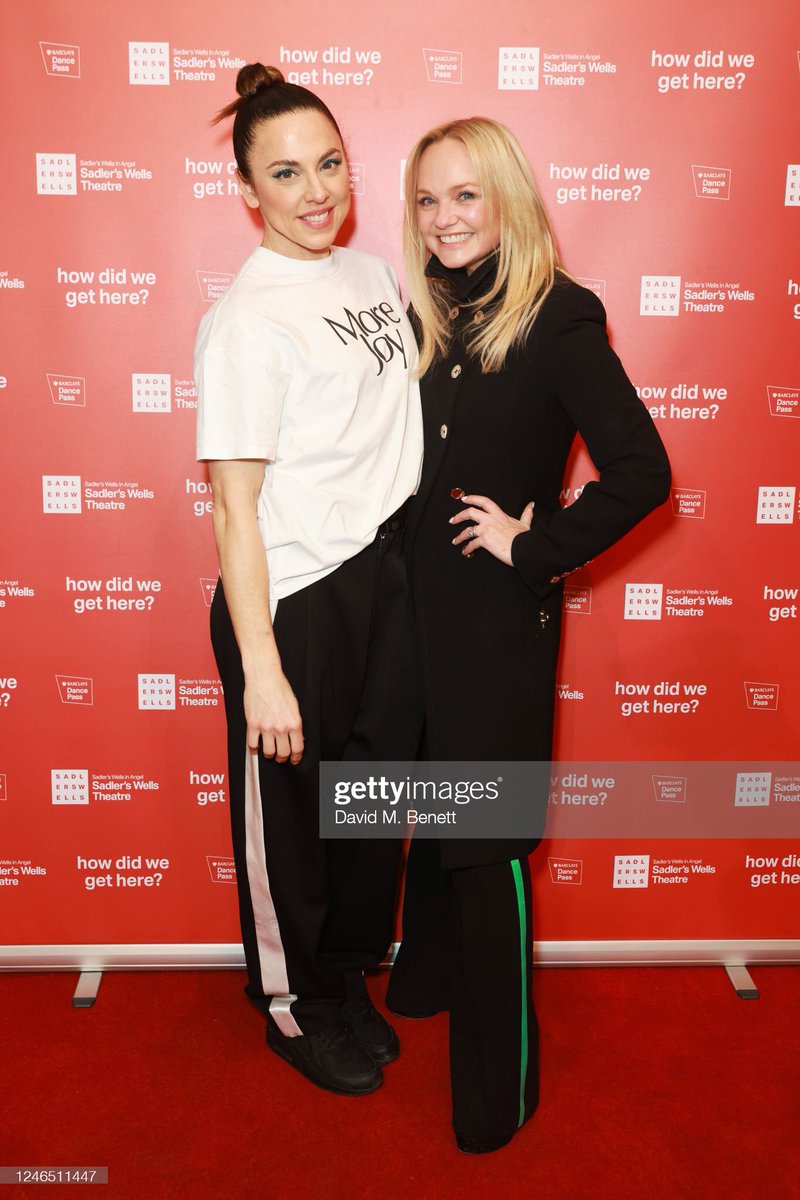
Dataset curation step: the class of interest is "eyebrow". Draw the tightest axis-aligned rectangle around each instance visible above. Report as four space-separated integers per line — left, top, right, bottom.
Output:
266 147 342 170
416 181 481 193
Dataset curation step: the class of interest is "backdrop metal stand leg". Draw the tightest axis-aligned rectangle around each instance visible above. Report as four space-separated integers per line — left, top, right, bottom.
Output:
72 971 103 1008
725 965 759 999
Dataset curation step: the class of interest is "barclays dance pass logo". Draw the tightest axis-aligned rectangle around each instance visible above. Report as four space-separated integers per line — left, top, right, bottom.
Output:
563 584 592 615
48 374 86 407
743 682 779 711
671 488 706 519
423 49 463 84
766 386 800 419
206 855 236 883
39 42 81 78
691 165 731 200
199 578 217 607
548 857 583 885
55 675 94 706
196 270 234 302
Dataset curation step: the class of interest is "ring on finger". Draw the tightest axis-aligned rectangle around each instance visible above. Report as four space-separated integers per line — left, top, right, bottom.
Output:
469 526 478 538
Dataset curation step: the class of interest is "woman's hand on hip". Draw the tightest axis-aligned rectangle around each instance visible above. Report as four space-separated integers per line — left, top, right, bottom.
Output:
244 668 304 765
450 495 534 565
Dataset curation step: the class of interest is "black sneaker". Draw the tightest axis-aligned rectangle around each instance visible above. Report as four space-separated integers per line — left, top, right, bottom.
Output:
342 995 400 1065
267 1018 383 1096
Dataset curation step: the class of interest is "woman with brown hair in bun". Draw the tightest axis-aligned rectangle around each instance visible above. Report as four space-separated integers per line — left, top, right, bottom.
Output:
195 64 423 1097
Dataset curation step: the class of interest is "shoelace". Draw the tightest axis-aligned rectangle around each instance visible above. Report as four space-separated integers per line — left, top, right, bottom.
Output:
314 1023 351 1052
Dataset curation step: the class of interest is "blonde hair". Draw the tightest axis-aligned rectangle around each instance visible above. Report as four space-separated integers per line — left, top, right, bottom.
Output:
404 117 564 375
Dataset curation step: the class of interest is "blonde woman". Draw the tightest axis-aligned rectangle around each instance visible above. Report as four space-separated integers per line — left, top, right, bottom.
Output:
385 118 671 1152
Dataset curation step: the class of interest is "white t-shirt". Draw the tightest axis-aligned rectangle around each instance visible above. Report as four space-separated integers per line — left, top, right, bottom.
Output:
195 246 423 602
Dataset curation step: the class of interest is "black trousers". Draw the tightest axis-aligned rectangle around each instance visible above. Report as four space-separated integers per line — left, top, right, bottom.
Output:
211 518 423 1036
387 836 539 1140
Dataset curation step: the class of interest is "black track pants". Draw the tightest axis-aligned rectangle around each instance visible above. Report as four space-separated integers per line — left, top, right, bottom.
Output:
211 519 423 1035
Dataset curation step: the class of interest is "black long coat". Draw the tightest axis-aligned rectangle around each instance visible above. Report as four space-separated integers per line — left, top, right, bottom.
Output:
407 258 671 869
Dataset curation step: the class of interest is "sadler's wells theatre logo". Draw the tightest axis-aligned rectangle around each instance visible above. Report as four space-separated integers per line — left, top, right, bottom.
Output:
624 583 663 620
51 769 89 805
42 475 81 514
756 487 796 524
640 277 681 316
613 854 650 889
498 47 539 90
138 674 176 710
734 772 771 806
36 153 77 195
132 374 171 413
129 42 170 85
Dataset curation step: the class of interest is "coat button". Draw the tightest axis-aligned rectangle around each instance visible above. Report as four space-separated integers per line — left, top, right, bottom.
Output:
440 424 448 438
450 364 462 379
448 306 459 320
539 610 550 627
450 487 464 499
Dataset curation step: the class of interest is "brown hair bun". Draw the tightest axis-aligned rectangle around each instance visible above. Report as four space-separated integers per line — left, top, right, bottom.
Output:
235 63 285 98
212 63 342 179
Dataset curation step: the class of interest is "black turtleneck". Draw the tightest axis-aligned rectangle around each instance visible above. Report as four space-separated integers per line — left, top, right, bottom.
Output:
423 250 500 303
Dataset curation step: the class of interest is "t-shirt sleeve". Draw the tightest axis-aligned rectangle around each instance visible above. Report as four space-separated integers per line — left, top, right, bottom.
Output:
194 311 286 462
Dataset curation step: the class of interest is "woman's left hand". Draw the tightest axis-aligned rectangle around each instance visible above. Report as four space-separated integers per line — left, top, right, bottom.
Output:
450 495 534 565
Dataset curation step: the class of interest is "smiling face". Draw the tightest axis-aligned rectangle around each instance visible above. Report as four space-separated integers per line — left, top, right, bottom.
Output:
238 108 351 260
415 137 500 274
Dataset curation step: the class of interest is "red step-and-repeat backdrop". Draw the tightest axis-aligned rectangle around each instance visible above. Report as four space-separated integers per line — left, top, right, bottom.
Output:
1 0 798 960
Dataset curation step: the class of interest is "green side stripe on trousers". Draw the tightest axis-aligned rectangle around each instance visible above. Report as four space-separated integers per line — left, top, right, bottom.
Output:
510 858 528 1128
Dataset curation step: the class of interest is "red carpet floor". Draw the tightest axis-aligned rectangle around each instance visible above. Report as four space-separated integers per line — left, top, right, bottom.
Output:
2 965 798 1199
